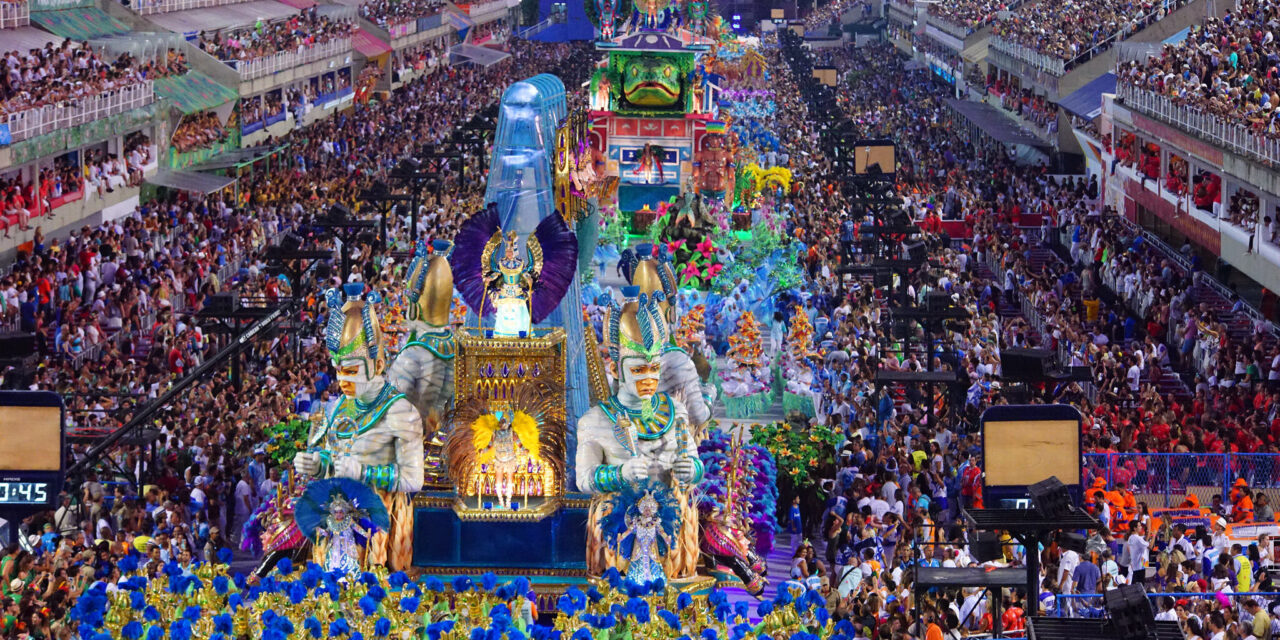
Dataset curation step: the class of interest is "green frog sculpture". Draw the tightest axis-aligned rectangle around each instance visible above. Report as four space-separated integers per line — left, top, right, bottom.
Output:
623 56 683 108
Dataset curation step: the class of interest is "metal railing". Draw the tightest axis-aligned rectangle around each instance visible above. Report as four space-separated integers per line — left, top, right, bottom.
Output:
989 0 1185 77
130 0 251 15
1118 83 1280 167
227 37 353 81
4 81 155 144
1 0 30 28
1055 593 1280 618
1082 453 1280 507
989 36 1068 76
29 0 91 9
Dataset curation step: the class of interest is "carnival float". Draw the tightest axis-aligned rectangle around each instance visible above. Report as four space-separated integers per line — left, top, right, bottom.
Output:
92 8 816 638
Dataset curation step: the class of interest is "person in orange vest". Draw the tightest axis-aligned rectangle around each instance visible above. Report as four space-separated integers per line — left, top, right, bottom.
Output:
1177 493 1200 509
1233 488 1255 523
1084 477 1108 510
1119 484 1138 521
1106 487 1131 533
1229 478 1249 505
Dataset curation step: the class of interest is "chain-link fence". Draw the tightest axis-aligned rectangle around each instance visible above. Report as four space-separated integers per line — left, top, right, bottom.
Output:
1083 453 1264 507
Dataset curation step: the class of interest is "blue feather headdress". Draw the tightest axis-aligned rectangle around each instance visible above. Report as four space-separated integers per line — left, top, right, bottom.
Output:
599 480 681 560
294 478 391 542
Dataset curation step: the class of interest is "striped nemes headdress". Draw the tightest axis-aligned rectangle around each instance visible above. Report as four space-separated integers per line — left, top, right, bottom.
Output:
601 285 671 365
325 283 386 373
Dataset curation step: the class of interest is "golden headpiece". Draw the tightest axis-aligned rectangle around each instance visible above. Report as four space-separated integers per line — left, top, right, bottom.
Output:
601 286 671 364
405 239 454 328
324 283 386 374
620 243 678 327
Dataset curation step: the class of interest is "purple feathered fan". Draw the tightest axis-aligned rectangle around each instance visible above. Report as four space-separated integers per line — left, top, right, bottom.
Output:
529 213 578 322
451 205 578 324
452 204 501 316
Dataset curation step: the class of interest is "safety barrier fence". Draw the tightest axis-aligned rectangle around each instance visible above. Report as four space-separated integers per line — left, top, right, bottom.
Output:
1118 83 1280 168
4 81 154 144
1054 592 1280 618
1 0 29 27
1082 453 1280 507
227 37 353 81
130 0 250 15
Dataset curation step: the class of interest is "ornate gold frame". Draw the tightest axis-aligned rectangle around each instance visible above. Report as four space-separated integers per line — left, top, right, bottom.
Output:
446 328 569 521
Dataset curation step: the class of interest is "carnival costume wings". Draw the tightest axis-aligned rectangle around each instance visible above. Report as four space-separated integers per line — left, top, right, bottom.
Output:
294 478 390 542
451 204 579 324
443 381 567 489
599 480 682 556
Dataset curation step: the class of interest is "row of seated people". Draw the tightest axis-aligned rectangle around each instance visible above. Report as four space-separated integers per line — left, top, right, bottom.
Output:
1 140 153 236
359 0 444 30
2 41 185 118
196 9 355 64
990 0 1191 70
1117 0 1280 138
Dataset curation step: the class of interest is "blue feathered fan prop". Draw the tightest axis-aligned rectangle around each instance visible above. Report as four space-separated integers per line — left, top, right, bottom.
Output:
294 478 390 543
599 480 682 560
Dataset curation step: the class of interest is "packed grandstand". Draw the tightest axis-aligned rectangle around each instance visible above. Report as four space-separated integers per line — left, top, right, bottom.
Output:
0 0 1279 639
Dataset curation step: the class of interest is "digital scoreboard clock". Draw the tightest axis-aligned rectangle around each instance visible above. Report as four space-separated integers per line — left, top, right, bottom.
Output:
0 392 64 511
0 482 52 504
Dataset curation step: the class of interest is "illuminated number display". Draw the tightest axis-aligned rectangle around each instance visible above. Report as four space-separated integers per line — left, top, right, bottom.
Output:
0 482 50 504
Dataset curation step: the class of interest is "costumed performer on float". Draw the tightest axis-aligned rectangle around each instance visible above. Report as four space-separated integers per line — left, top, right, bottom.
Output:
387 239 457 419
240 471 310 578
444 381 567 510
293 283 423 570
451 204 578 340
293 478 390 577
576 287 705 581
616 244 714 427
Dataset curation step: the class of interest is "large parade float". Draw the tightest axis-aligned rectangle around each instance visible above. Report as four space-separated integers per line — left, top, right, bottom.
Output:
65 11 830 640
258 1 785 605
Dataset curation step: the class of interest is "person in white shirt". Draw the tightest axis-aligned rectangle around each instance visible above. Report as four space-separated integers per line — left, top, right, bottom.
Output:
1153 596 1178 622
1058 548 1080 595
959 588 986 631
1126 523 1152 585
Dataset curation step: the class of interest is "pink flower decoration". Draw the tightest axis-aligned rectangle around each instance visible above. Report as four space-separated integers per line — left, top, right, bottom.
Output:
706 263 724 278
695 239 716 259
679 261 702 282
667 239 687 253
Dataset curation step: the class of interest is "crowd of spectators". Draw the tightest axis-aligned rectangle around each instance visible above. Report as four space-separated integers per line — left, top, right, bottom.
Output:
1 42 186 118
4 5 1280 637
1116 0 1280 137
990 0 1188 70
196 10 356 64
760 29 1280 640
241 93 286 129
994 85 1058 135
927 0 1022 34
469 19 510 42
0 39 594 640
359 0 445 30
171 112 229 154
0 138 153 238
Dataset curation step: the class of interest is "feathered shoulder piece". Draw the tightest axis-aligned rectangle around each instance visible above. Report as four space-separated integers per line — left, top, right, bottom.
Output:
599 480 681 556
442 381 567 492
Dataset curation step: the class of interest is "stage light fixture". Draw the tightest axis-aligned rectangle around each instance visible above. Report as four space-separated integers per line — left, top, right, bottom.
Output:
1104 584 1155 640
1028 476 1074 520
